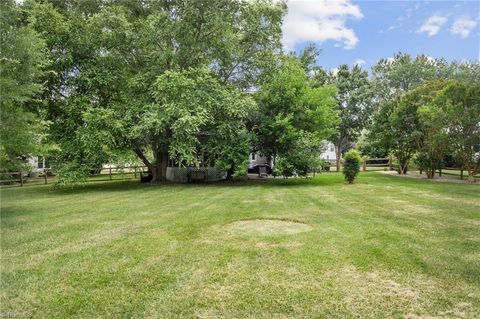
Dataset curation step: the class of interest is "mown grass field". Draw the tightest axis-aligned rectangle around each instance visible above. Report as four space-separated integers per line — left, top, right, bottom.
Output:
1 172 479 318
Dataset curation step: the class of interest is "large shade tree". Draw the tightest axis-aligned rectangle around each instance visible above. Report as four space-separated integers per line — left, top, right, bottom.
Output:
26 0 285 182
0 0 46 171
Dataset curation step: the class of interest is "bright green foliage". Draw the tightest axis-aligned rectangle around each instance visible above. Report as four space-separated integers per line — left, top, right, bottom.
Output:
0 0 46 170
371 52 450 101
370 81 449 175
438 81 480 182
355 132 388 158
255 56 338 176
25 0 285 182
409 81 450 178
325 64 372 170
342 150 361 183
150 69 256 177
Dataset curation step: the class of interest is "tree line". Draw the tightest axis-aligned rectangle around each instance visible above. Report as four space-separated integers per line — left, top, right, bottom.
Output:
1 0 479 184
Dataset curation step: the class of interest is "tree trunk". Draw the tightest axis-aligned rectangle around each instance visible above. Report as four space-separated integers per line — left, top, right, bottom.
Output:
335 144 341 172
467 171 476 183
226 166 234 180
133 147 154 173
152 150 168 182
133 147 169 183
426 170 435 179
396 155 408 175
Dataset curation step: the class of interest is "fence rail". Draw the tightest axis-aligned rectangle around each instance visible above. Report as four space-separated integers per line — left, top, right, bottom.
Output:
0 166 149 188
362 157 392 171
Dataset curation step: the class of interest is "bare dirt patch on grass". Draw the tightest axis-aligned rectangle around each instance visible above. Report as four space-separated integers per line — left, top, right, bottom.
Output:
224 218 313 236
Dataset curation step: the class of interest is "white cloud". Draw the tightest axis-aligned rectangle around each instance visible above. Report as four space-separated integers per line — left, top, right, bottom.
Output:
353 58 365 67
330 67 339 76
282 0 363 50
416 15 448 36
450 17 477 38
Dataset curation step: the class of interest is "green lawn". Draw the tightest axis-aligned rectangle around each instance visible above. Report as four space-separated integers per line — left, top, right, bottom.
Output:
1 172 479 318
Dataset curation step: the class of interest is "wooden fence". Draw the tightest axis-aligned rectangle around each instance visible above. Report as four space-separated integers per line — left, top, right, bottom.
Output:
362 157 392 171
0 166 149 188
322 157 392 172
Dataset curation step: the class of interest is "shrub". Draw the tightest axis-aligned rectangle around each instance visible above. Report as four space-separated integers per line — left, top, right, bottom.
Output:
273 157 295 177
53 162 89 188
342 150 361 183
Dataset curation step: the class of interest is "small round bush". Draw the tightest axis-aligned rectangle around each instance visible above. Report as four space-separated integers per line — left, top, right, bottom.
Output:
342 150 361 184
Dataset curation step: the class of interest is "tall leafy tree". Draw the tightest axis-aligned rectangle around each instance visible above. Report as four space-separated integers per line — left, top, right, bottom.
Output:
0 0 46 171
369 95 417 174
27 0 285 182
254 56 338 176
325 64 372 171
415 82 451 178
370 81 449 175
439 81 480 183
371 52 450 102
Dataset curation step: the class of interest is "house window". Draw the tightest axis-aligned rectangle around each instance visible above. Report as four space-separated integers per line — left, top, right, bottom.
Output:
37 157 44 169
251 153 255 160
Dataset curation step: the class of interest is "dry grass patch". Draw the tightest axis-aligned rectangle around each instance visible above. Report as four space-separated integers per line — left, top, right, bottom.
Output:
223 218 313 236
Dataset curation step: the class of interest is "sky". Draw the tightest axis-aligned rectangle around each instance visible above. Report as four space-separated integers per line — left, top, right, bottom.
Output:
283 0 480 72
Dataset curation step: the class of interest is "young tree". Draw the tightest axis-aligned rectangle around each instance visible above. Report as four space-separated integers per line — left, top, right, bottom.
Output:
254 56 338 176
325 64 372 171
439 81 480 183
370 97 413 174
342 150 361 183
407 81 450 178
370 81 450 175
27 0 285 182
0 0 46 171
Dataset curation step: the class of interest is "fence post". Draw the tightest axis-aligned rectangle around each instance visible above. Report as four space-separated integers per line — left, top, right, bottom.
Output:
438 168 442 177
134 166 137 179
109 167 112 180
388 156 392 171
460 168 463 180
20 171 23 187
44 169 48 185
362 159 367 172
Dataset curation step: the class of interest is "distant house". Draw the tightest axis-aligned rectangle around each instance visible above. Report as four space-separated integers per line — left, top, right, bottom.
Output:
26 156 51 174
25 155 51 177
248 141 337 175
321 141 336 160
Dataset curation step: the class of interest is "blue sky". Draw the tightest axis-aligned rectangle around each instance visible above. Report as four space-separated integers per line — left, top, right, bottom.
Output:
283 0 480 72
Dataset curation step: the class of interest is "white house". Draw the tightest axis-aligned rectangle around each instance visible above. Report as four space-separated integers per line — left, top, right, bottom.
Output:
320 141 336 160
26 156 50 173
248 141 337 174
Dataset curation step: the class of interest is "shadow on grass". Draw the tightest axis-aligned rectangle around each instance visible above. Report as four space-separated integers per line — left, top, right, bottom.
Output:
2 172 348 196
3 171 478 197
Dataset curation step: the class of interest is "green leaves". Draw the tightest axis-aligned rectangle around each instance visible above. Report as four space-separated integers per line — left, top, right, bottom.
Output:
0 0 47 170
342 150 361 183
23 0 284 181
326 63 372 162
255 55 338 175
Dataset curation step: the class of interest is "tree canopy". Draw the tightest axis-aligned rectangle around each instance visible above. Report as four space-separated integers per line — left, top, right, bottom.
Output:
0 0 47 171
254 55 338 176
24 0 285 181
324 64 372 171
